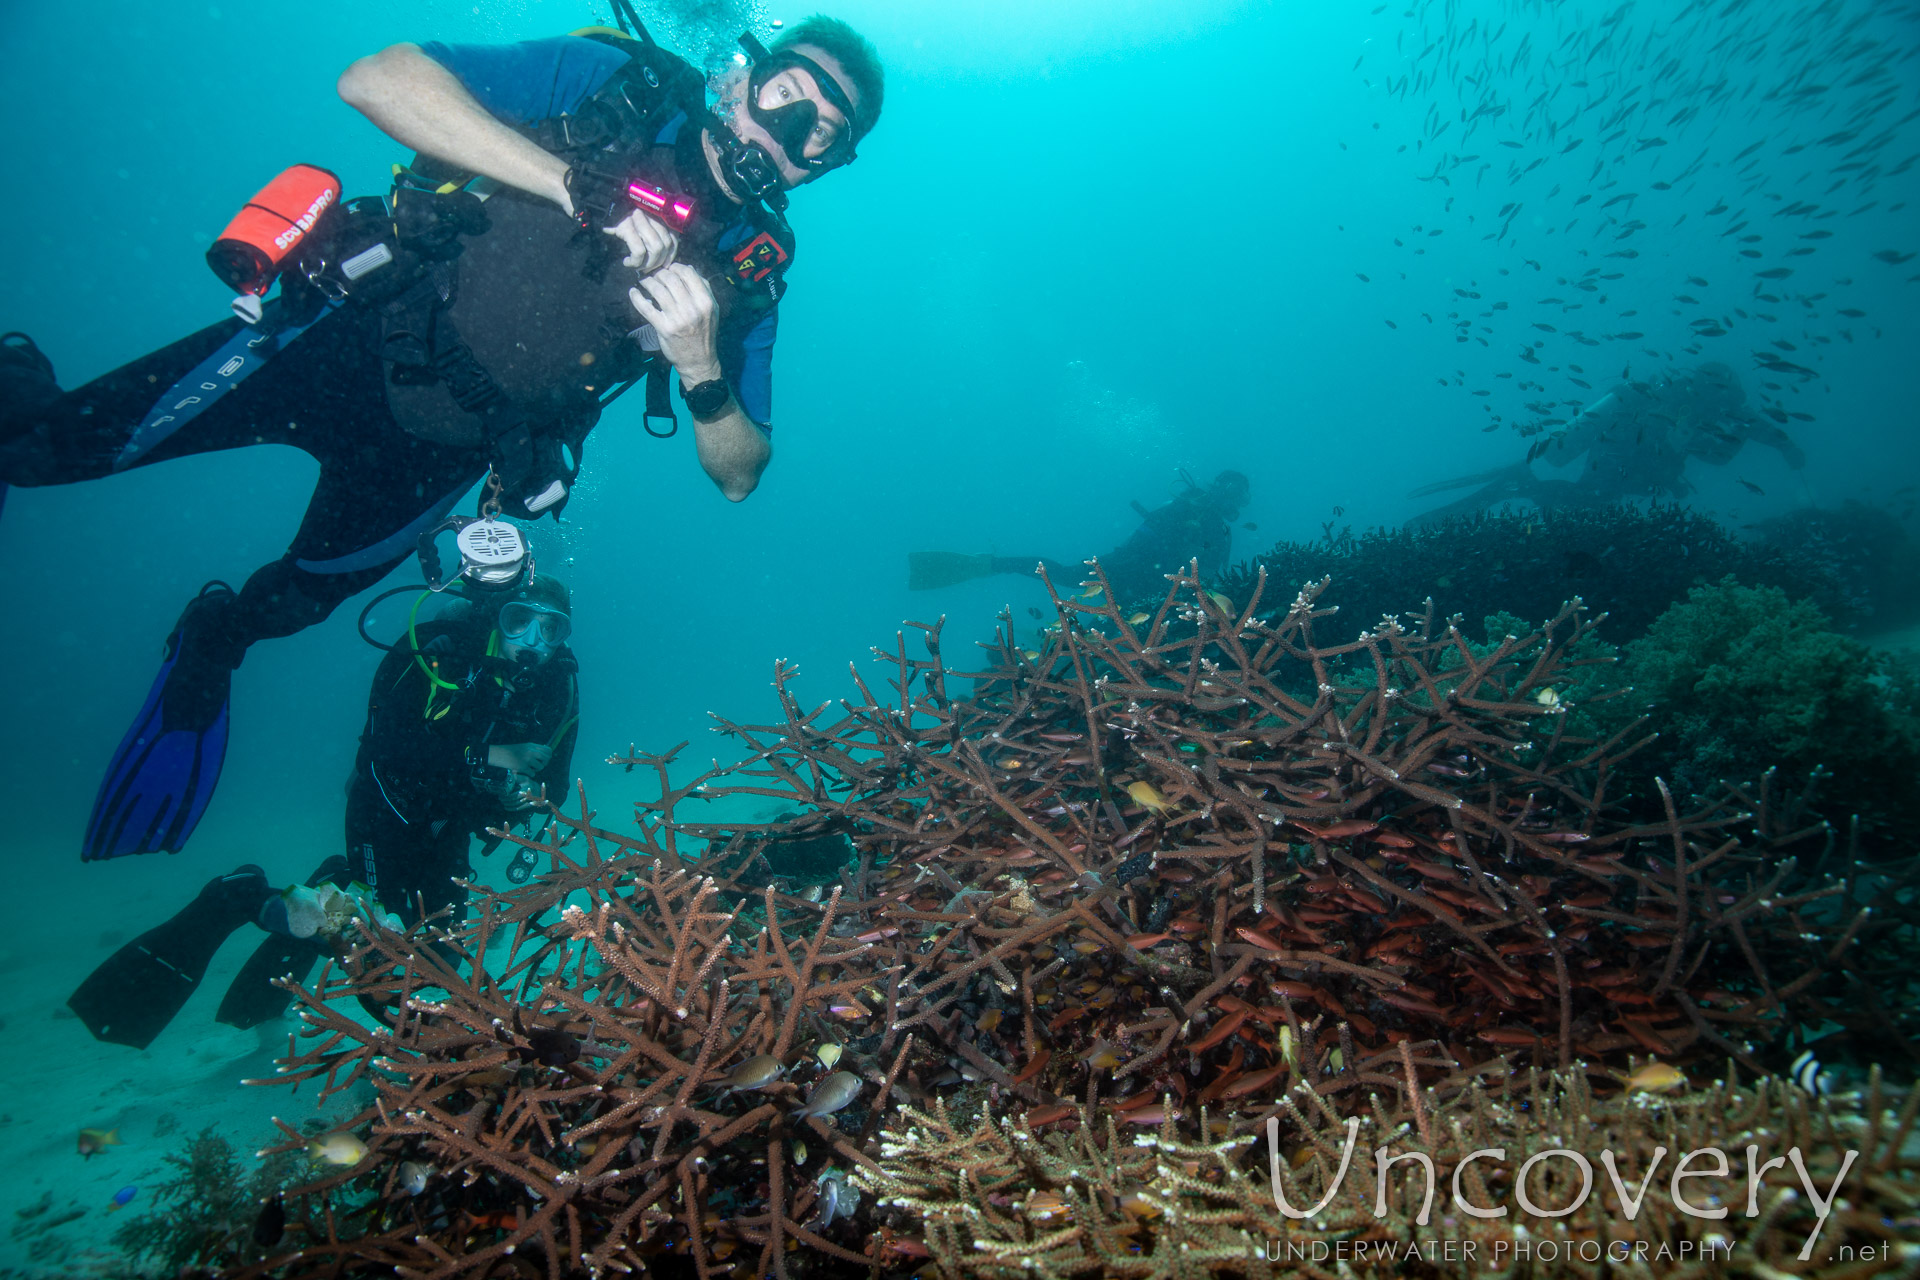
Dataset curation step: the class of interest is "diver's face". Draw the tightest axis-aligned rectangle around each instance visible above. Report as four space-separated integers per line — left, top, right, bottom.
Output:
728 45 861 188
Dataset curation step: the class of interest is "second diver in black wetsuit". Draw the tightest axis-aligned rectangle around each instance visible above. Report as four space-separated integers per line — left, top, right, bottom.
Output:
66 574 580 1049
908 470 1251 605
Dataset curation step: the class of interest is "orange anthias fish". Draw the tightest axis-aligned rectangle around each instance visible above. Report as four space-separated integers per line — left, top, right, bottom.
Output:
78 1129 122 1158
1126 781 1172 815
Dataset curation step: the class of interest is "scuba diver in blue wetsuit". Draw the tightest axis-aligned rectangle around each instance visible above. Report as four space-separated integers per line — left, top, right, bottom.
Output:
0 4 883 861
67 571 580 1049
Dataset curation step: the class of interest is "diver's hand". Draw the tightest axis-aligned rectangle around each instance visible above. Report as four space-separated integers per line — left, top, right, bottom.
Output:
500 773 540 810
629 264 721 383
605 208 680 276
488 742 554 775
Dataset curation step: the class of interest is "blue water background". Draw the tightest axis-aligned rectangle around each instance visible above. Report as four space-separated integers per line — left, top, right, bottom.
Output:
0 0 1915 1020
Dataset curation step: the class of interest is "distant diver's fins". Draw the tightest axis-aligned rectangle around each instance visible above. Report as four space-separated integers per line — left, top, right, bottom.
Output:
68 866 272 1049
216 857 352 1031
1406 462 1532 500
82 582 240 861
906 551 998 590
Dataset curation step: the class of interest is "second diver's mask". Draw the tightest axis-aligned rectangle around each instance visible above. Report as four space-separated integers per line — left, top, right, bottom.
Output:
499 601 572 650
717 34 861 200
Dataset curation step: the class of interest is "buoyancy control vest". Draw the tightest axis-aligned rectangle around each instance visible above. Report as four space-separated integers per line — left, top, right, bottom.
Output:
376 29 794 520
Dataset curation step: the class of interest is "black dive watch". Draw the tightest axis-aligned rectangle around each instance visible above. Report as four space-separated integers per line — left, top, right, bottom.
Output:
681 378 730 419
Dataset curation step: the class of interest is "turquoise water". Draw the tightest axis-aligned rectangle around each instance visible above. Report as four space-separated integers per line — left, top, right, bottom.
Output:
0 0 1915 1271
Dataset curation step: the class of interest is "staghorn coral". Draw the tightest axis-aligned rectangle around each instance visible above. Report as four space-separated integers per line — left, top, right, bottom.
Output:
228 562 1913 1277
232 857 893 1279
858 1061 1920 1279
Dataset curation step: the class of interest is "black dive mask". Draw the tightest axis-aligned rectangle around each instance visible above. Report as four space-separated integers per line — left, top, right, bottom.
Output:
737 33 860 183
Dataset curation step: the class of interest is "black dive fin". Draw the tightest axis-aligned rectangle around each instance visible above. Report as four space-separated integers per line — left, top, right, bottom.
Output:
67 866 270 1049
215 856 351 1031
215 935 327 1031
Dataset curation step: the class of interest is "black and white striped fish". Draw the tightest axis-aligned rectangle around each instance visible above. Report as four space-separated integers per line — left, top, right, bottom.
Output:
1790 1049 1834 1096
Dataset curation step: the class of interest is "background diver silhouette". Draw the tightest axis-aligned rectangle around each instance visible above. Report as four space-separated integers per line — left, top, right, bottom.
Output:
908 470 1251 605
1407 362 1806 528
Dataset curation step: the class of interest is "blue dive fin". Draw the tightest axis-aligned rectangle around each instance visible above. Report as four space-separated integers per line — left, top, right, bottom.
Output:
83 586 236 860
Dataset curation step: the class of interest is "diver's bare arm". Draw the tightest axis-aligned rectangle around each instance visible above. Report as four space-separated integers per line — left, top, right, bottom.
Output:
338 44 574 213
690 394 774 503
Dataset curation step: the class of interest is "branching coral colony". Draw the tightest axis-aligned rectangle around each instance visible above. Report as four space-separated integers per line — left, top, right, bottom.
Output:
238 566 1919 1279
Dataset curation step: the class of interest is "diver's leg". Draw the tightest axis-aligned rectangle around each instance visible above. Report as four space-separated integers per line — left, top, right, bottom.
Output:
0 304 350 485
67 865 273 1047
83 328 483 859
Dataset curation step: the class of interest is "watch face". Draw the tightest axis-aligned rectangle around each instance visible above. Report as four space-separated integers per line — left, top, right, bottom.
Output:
684 380 729 417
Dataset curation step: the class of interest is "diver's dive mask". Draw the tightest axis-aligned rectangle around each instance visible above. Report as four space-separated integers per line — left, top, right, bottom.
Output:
499 601 572 648
720 33 860 198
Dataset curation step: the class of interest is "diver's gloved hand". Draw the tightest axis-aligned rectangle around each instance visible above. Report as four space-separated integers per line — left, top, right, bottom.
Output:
488 742 553 776
499 772 541 811
605 207 680 277
628 263 720 383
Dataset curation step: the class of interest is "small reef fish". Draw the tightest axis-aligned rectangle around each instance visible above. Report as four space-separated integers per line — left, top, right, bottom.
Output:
107 1185 137 1212
398 1161 435 1197
718 1054 785 1096
792 1070 862 1119
815 1042 843 1069
1790 1049 1834 1097
253 1194 287 1245
1126 781 1171 815
1622 1061 1686 1094
1205 591 1235 614
308 1132 369 1166
975 1008 1003 1033
1024 1191 1072 1221
1126 612 1151 625
811 1168 860 1228
1080 1039 1123 1072
1535 687 1562 709
791 1139 809 1165
77 1128 121 1158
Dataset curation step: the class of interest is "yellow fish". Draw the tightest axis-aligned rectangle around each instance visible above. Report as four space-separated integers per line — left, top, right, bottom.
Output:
1623 1061 1686 1094
77 1128 121 1158
308 1132 369 1166
815 1042 843 1070
976 1009 1002 1033
1077 584 1105 601
1126 781 1171 815
1535 687 1561 709
1126 612 1150 626
1205 591 1234 614
1277 1025 1297 1070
